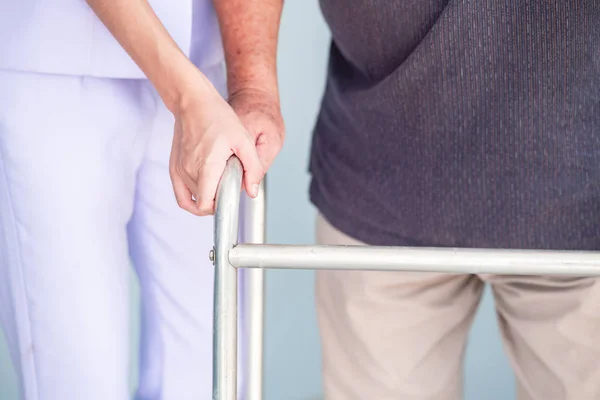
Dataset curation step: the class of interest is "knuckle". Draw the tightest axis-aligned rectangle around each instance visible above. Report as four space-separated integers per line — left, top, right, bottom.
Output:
197 202 214 216
212 133 230 148
202 152 222 168
181 159 200 177
175 161 188 177
182 163 196 176
179 151 220 177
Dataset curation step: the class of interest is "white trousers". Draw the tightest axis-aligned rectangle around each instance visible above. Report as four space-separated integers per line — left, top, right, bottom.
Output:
0 65 230 400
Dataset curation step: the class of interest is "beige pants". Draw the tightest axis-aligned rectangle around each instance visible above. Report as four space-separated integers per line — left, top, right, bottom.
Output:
315 214 600 400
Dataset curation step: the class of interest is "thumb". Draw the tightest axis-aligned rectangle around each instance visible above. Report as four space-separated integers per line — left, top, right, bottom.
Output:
234 137 264 198
256 137 280 172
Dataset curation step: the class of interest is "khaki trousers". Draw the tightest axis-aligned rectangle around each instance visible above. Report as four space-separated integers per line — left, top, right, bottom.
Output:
315 214 600 400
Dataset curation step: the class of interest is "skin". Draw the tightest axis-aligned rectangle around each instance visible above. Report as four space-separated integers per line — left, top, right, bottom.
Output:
86 0 284 215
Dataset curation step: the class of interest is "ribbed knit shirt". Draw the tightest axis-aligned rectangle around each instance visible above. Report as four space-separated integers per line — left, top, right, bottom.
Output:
309 0 600 250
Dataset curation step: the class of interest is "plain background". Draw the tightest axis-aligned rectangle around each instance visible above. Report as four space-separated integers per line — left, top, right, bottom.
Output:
0 1 516 399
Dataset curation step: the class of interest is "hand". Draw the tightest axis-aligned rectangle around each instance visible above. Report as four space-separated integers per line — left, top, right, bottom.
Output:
228 87 285 181
169 73 264 216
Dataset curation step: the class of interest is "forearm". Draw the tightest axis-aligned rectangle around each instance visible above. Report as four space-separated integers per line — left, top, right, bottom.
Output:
213 0 283 98
86 0 212 112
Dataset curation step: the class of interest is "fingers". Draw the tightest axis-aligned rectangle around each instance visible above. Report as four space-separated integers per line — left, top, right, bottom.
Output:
233 136 264 198
172 140 259 215
170 173 203 216
169 127 201 215
194 157 227 215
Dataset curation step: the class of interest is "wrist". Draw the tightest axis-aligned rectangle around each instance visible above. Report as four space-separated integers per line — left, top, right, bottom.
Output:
228 86 280 109
149 52 215 114
226 63 279 101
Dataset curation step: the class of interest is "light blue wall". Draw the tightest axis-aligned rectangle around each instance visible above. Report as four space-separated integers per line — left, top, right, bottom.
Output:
0 1 516 399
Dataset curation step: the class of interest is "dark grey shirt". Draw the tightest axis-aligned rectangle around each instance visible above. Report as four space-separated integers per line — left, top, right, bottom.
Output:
309 0 600 250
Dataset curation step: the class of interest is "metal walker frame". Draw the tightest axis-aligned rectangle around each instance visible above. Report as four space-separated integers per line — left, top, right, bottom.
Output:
212 157 600 400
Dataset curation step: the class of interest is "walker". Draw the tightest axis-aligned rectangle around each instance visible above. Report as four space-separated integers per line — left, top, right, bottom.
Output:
211 157 600 400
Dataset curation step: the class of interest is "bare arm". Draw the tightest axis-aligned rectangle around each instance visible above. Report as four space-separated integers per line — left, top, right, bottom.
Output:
85 0 211 112
213 0 283 98
214 0 285 173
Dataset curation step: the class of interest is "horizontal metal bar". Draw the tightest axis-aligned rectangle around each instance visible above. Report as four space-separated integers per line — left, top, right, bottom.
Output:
229 244 600 276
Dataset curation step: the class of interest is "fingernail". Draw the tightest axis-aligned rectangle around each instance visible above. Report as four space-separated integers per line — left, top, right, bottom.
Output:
251 184 259 197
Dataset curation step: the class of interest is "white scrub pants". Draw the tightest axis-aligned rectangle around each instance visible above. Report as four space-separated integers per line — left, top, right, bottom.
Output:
0 66 227 400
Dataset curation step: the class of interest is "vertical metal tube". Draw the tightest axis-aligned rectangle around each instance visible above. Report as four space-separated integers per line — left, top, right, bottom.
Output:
241 179 266 400
213 157 243 400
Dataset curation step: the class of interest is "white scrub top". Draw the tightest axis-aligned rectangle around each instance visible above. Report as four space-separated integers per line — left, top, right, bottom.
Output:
0 0 224 78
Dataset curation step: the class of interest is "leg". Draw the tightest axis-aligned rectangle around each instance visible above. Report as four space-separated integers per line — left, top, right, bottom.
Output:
315 214 484 400
0 70 154 399
128 100 220 400
490 275 600 400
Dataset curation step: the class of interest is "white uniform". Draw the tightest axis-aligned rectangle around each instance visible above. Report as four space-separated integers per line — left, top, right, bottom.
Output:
0 1 231 399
